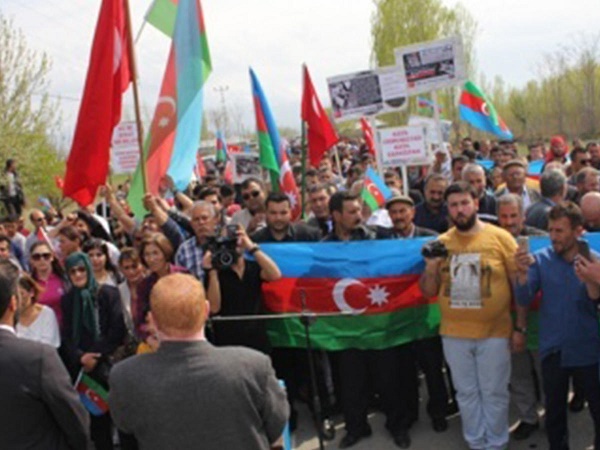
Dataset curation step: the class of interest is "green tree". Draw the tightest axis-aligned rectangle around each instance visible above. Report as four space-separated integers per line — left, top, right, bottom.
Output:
0 13 64 205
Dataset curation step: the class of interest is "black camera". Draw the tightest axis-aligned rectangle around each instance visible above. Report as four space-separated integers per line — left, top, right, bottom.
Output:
421 240 449 259
204 235 239 270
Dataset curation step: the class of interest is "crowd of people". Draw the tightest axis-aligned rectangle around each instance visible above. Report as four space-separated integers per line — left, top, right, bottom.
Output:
1 134 600 450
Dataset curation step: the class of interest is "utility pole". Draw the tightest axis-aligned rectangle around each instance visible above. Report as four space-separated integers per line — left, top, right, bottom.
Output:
213 85 229 136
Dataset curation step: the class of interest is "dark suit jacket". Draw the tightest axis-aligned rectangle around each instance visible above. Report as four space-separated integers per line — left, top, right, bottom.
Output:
109 340 289 450
0 329 90 450
525 197 555 231
251 222 322 242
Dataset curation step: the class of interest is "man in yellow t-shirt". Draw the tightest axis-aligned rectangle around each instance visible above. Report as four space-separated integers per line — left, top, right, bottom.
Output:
420 181 518 450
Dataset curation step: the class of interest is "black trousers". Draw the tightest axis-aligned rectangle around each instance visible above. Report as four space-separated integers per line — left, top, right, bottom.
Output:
338 347 407 435
405 336 451 421
90 413 113 450
271 348 334 418
541 352 600 450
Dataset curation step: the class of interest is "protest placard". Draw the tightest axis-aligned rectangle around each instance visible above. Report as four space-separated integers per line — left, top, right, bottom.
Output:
327 66 407 122
394 36 466 95
232 153 261 183
378 126 429 167
111 121 139 174
408 115 453 146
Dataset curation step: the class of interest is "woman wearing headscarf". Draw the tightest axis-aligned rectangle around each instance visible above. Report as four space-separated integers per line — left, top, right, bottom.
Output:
60 252 126 450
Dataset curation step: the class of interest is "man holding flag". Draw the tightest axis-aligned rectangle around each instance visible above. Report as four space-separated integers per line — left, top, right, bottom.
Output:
323 192 412 448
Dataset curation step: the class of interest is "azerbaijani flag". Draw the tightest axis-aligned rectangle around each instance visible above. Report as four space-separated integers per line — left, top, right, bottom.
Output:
262 239 440 350
215 130 228 163
128 0 211 217
75 371 109 416
260 234 600 351
459 81 513 140
361 167 392 211
250 68 301 219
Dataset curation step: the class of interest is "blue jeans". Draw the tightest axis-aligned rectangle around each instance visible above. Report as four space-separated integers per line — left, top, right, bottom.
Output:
442 337 510 450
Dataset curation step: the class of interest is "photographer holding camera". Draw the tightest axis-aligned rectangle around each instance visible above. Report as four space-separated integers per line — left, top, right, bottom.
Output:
210 223 281 355
419 181 518 450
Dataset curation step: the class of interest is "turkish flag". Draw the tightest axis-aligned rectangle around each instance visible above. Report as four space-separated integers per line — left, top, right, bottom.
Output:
63 0 132 206
301 65 339 167
360 117 376 157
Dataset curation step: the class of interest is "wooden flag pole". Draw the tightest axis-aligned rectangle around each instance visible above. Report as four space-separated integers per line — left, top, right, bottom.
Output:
124 0 148 193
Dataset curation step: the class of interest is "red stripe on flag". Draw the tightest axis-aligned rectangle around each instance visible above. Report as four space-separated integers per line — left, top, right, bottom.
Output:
460 91 485 114
263 275 435 315
363 178 385 206
253 95 269 133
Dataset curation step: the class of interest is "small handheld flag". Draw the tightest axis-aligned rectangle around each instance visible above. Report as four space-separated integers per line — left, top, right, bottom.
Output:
361 167 392 211
75 370 109 416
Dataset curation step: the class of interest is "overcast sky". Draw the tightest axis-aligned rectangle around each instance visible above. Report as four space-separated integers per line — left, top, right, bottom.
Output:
1 0 597 146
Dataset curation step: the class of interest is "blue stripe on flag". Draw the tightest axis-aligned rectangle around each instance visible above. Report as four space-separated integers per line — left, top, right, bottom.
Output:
250 69 283 167
365 167 392 201
168 0 205 190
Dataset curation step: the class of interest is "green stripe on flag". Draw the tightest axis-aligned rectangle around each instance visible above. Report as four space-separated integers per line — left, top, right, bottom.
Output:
267 305 441 351
81 373 109 401
146 0 177 36
361 188 379 211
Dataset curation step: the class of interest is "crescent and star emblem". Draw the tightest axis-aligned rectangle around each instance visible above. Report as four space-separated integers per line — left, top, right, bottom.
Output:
332 279 390 315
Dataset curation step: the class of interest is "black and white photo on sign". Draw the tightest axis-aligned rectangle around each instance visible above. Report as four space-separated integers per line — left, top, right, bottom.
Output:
327 67 407 122
232 153 261 183
394 36 467 96
449 253 482 309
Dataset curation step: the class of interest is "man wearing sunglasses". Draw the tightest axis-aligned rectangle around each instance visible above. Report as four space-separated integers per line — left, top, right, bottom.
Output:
231 178 266 234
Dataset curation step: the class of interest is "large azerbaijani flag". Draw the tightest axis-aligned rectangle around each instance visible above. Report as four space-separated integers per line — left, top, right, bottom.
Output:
250 69 302 219
459 81 513 140
260 234 600 351
128 0 211 217
262 238 440 350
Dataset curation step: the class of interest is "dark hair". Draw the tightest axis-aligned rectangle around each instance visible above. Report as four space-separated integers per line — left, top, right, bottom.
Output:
118 247 141 266
329 191 359 215
0 234 11 247
18 273 43 304
424 173 448 188
241 177 264 191
198 187 221 201
444 181 478 201
451 155 469 169
265 192 290 209
348 166 363 178
0 259 19 318
548 202 584 229
575 167 599 185
306 168 318 178
384 169 400 179
139 233 174 268
570 147 588 163
30 241 65 279
585 142 598 151
82 238 119 275
4 159 14 172
308 183 330 195
219 184 234 197
58 225 82 244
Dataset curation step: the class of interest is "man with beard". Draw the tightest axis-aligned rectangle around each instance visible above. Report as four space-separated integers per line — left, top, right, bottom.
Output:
414 174 449 233
420 182 518 450
323 192 410 448
230 178 266 233
515 203 600 450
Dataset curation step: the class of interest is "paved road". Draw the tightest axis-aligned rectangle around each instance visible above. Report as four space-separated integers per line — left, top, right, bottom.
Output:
292 392 596 449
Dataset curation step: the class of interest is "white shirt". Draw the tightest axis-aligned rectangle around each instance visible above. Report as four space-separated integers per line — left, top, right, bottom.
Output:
0 324 15 334
16 305 60 348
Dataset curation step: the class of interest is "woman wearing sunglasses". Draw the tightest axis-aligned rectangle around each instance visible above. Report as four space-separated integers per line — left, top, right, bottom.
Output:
16 273 60 348
60 252 126 450
29 241 66 328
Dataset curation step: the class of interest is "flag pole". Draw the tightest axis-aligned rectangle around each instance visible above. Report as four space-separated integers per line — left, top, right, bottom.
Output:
300 65 308 220
124 0 148 194
300 120 307 220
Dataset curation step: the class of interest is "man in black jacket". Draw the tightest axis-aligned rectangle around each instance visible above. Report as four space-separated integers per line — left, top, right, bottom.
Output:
323 192 410 448
380 194 453 433
0 260 91 450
